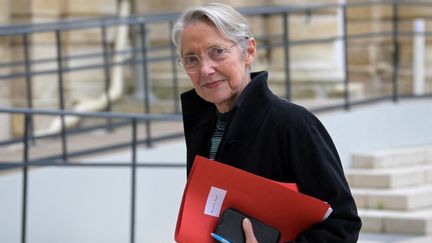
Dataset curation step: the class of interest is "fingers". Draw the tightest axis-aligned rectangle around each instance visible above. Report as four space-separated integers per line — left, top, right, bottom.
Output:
242 218 258 243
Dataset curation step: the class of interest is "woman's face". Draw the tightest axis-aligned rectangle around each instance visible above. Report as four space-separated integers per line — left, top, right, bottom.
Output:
180 21 256 112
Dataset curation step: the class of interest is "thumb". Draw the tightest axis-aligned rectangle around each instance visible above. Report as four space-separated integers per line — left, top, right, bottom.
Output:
242 218 258 243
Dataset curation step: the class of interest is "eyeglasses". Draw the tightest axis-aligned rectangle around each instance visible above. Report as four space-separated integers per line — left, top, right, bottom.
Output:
178 37 249 74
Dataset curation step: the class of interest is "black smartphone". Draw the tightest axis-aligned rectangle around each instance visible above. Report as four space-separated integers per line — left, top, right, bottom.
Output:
213 208 280 243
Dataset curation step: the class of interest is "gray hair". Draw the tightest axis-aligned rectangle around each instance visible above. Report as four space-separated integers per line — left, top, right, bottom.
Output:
172 3 252 56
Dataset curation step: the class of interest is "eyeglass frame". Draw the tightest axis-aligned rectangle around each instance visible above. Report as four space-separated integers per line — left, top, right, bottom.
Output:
177 37 250 74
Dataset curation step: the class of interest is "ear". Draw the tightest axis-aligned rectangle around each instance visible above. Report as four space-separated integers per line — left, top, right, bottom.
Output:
244 37 256 65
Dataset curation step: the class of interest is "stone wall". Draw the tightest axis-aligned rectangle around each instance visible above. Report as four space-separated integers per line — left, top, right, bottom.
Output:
346 3 432 95
1 0 431 138
132 0 345 99
131 0 432 100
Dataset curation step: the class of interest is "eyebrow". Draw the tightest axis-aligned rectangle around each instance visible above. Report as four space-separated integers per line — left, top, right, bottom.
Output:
182 50 196 56
182 42 232 56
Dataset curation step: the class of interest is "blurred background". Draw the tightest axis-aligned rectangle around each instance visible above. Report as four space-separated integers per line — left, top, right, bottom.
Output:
1 0 432 242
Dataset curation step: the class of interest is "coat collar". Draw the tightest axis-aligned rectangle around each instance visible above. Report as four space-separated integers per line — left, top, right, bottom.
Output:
180 71 273 134
232 71 272 116
181 71 275 172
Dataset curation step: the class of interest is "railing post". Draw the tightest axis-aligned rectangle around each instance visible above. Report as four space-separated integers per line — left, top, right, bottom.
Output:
101 24 113 131
283 13 291 101
130 118 137 243
169 21 180 114
391 0 399 102
55 29 68 161
21 114 30 243
23 34 35 143
139 23 152 147
341 1 350 110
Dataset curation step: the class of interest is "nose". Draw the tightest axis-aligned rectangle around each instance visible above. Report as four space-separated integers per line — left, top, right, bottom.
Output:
199 55 216 75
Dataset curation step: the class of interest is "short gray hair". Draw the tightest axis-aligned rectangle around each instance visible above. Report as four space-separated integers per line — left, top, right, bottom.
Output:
172 3 252 56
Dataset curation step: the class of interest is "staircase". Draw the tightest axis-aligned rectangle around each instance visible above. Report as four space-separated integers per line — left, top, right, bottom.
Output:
346 145 432 235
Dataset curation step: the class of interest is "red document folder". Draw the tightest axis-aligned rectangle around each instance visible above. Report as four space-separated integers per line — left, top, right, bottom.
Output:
174 156 332 243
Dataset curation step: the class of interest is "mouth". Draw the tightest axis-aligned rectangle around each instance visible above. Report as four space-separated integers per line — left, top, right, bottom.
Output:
203 79 225 88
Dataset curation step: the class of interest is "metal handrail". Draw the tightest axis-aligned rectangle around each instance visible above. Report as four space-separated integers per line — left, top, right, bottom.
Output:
0 106 182 120
0 107 183 164
2 0 431 36
0 108 183 243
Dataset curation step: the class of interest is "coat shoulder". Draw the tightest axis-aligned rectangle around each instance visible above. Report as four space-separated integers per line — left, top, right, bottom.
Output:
267 96 317 128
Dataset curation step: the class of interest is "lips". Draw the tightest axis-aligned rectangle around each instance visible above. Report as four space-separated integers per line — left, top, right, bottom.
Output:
203 80 225 88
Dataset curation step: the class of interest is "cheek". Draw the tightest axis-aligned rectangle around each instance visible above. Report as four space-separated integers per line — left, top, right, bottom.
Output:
226 65 244 84
187 73 199 85
188 73 204 93
226 58 246 76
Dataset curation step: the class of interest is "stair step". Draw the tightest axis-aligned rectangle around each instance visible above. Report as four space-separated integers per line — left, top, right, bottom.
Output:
352 145 432 169
352 185 432 210
359 208 432 235
346 165 432 189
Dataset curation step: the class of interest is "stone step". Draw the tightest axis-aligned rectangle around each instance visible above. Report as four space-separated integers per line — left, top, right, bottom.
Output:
352 145 432 169
352 185 432 211
346 165 432 189
359 208 432 235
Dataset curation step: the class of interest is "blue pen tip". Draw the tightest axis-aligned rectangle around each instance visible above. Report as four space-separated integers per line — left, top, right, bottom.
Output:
210 232 231 243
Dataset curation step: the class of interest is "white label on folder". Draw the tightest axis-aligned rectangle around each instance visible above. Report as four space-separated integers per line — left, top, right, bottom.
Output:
204 186 227 217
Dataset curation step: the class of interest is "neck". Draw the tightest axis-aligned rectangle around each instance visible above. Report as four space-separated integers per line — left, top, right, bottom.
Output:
215 74 251 112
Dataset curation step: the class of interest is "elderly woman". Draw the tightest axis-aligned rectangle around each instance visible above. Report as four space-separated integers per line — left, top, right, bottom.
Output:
172 3 361 243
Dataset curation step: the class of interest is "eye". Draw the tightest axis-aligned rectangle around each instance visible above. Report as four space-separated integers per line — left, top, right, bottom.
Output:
182 55 199 66
208 46 229 60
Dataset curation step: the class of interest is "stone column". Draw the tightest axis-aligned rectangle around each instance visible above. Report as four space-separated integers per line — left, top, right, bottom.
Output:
0 0 9 24
8 0 63 136
63 0 118 102
0 0 11 139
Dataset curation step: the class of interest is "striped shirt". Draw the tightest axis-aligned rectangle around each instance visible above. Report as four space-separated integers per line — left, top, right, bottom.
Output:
208 111 229 160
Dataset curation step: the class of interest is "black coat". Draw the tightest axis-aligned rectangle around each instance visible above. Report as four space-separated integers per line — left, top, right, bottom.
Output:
181 71 361 242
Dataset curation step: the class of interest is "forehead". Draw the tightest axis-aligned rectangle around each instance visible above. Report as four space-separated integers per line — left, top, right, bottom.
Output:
180 21 231 54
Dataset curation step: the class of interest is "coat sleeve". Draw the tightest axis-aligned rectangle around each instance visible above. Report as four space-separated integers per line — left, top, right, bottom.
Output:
282 107 361 243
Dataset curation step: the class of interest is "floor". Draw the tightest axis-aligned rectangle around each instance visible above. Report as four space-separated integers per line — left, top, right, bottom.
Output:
1 140 431 243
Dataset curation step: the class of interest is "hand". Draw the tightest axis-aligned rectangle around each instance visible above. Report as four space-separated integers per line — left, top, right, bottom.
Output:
242 218 258 243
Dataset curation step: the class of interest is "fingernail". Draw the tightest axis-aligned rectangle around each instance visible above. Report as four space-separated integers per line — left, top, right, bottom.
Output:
244 218 251 225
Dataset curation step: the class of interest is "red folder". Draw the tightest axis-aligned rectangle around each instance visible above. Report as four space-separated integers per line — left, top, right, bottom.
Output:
174 156 332 243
